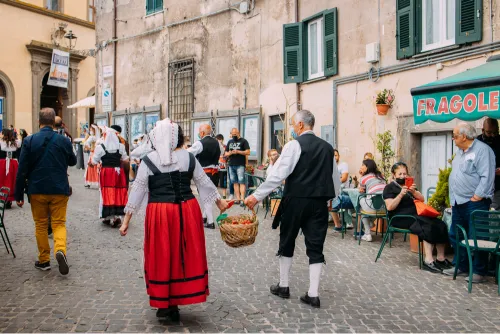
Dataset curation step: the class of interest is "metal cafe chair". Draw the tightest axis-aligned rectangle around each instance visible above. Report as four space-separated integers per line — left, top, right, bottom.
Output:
0 187 15 258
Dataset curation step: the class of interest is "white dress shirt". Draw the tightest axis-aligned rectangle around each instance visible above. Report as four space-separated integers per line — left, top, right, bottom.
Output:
187 136 218 169
253 131 341 202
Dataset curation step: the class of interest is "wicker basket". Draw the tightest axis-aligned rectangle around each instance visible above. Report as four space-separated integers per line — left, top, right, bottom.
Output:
219 211 259 248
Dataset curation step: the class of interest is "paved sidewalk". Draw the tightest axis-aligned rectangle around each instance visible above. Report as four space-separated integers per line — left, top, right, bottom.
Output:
0 169 499 333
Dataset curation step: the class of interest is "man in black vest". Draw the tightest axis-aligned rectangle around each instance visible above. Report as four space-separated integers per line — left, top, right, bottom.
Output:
188 124 221 229
245 110 341 308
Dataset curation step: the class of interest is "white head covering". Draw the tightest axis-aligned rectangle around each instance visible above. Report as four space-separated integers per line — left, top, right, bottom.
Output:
103 127 120 151
130 134 152 160
149 118 179 166
92 124 101 139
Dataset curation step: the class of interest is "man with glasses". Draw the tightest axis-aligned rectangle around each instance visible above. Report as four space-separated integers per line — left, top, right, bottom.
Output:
443 122 495 284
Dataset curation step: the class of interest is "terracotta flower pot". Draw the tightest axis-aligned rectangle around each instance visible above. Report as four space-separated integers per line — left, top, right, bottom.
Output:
376 104 390 115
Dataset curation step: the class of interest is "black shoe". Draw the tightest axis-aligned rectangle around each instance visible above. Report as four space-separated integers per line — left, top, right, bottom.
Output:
300 293 320 308
5 201 12 209
203 218 208 227
422 261 442 274
168 306 180 322
205 223 215 229
102 219 111 225
34 261 51 271
435 259 453 270
56 250 69 276
270 283 290 299
84 185 90 188
156 308 170 319
112 218 121 228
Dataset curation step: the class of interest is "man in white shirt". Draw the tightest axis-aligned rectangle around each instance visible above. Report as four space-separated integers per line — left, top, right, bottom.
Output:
245 110 340 309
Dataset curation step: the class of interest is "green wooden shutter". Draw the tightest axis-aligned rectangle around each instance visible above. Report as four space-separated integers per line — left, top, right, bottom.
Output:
155 0 163 12
323 8 338 77
283 23 303 84
396 0 416 59
456 0 482 44
146 0 154 14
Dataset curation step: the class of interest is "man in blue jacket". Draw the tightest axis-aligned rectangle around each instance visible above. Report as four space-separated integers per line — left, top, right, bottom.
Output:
15 108 77 275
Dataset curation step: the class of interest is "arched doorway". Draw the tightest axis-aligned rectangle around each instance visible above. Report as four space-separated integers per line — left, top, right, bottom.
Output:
0 71 15 130
40 72 69 118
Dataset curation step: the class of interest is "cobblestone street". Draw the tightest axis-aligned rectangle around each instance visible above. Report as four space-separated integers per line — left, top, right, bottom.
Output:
0 169 499 333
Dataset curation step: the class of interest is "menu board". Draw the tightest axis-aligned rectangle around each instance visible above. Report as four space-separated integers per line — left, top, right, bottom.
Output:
216 117 239 143
242 115 258 157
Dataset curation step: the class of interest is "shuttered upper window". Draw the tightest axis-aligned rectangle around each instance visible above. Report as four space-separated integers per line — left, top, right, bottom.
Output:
283 8 338 84
397 0 482 59
146 0 163 15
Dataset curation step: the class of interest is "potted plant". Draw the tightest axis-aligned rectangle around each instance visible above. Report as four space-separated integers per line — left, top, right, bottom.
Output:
375 89 395 115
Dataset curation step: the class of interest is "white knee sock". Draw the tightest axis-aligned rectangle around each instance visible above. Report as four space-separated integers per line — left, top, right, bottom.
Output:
308 263 323 297
362 218 372 236
204 202 214 224
279 256 293 287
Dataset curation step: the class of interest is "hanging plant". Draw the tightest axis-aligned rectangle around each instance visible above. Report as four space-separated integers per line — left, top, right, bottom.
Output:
375 89 395 115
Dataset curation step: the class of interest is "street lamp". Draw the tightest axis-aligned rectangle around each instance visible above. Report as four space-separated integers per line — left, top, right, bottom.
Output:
64 30 78 50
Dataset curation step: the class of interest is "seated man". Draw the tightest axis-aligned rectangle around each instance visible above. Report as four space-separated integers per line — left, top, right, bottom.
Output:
331 149 354 231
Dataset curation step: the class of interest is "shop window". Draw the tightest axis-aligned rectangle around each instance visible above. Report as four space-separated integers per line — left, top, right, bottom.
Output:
283 8 338 84
146 0 163 15
396 0 482 59
270 115 285 153
88 0 96 23
45 0 62 13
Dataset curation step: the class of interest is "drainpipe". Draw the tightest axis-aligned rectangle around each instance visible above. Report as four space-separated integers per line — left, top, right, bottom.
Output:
490 0 494 43
295 0 301 111
113 0 117 118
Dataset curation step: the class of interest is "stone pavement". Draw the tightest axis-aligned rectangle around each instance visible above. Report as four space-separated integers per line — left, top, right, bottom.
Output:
0 168 499 333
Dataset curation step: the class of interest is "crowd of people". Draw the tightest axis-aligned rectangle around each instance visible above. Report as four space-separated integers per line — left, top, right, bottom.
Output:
6 106 499 323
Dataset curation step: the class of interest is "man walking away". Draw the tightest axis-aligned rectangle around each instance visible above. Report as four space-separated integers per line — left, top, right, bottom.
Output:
225 128 250 206
245 110 340 308
443 122 495 284
54 116 73 141
15 108 76 275
188 124 221 229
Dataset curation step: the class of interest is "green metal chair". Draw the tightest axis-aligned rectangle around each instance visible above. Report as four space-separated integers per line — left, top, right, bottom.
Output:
355 193 387 245
244 174 265 213
265 187 283 219
426 187 436 202
0 187 15 258
453 210 500 294
375 215 423 269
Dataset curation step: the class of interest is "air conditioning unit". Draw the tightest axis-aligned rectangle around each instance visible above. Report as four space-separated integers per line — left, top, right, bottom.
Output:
366 42 380 63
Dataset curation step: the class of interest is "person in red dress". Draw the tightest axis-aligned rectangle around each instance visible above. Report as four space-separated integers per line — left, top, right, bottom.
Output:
119 119 228 322
84 125 100 188
0 129 21 208
90 127 129 227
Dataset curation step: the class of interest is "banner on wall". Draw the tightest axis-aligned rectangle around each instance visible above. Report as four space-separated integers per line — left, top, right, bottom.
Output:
47 49 69 88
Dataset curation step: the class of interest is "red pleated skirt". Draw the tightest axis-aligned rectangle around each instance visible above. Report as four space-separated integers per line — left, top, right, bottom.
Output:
144 198 209 308
99 167 128 218
0 159 18 202
85 152 99 187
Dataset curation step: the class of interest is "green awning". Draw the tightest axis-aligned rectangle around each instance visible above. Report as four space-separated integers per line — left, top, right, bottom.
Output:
411 58 500 125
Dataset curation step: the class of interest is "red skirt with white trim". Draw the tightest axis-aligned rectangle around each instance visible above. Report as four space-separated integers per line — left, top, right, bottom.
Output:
144 198 209 308
85 152 99 187
0 159 18 202
99 167 128 218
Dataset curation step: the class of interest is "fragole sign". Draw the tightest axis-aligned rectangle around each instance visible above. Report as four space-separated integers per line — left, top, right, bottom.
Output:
413 86 500 124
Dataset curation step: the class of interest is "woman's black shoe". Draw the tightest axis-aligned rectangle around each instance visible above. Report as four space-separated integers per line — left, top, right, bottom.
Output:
422 261 442 273
5 201 12 209
270 283 290 299
168 307 180 322
156 308 169 319
435 259 453 270
102 219 111 225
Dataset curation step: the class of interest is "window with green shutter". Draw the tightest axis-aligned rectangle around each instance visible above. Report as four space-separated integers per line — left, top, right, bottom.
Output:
282 8 339 84
396 0 482 59
146 0 163 15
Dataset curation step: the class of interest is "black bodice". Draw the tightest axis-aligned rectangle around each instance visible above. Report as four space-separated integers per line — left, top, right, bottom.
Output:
0 150 16 159
142 153 196 203
100 144 122 167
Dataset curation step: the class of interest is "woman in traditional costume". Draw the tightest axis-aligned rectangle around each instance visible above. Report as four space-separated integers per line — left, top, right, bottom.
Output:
0 129 21 208
91 127 129 227
84 125 100 188
119 119 227 322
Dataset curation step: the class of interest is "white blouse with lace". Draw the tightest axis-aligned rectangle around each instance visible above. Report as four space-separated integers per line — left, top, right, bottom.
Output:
124 149 221 215
0 140 20 153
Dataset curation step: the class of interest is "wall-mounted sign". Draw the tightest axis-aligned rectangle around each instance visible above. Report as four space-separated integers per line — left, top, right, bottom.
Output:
103 65 113 78
321 125 334 148
47 49 69 89
102 88 112 112
242 115 258 157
